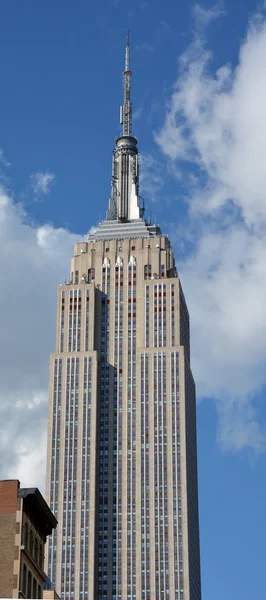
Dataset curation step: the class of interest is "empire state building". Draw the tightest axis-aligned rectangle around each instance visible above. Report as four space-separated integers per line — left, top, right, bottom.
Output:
46 34 201 600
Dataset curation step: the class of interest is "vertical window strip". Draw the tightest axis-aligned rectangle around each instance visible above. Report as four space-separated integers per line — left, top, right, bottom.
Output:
113 273 118 599
60 291 65 352
114 264 123 599
154 353 160 598
145 286 150 348
79 357 92 597
141 353 150 599
163 353 169 594
68 290 73 352
127 263 132 599
153 285 157 348
158 353 165 597
77 290 82 351
97 265 110 598
61 358 70 596
158 286 162 348
171 284 175 346
68 289 81 352
85 290 89 352
163 284 167 347
127 263 137 599
154 352 169 599
118 267 123 600
154 285 167 348
144 264 152 280
61 357 79 598
145 353 150 595
87 267 95 283
48 357 62 585
171 351 182 599
141 354 145 598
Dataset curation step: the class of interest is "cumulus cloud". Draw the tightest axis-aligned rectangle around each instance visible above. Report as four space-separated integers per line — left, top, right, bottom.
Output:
0 187 78 490
156 3 266 451
157 3 266 228
140 153 164 203
0 148 10 168
30 171 56 197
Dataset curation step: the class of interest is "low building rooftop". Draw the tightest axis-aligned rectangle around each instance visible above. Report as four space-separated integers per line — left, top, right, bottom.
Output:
18 487 57 537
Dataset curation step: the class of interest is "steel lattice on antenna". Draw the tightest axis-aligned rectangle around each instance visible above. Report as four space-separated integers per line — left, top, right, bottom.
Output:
120 30 132 136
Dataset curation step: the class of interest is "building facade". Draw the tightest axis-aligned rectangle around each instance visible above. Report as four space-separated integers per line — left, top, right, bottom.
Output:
46 36 201 600
0 479 57 599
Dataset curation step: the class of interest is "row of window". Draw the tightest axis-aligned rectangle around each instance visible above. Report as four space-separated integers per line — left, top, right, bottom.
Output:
70 262 166 286
23 523 44 570
21 564 42 599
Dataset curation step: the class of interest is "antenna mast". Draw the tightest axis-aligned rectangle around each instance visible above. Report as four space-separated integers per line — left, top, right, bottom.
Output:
120 30 132 136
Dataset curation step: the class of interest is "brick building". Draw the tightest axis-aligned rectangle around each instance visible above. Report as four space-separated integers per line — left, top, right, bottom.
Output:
0 480 57 599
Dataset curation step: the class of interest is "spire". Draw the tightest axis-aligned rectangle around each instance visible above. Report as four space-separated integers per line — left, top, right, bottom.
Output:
120 30 132 136
106 33 143 223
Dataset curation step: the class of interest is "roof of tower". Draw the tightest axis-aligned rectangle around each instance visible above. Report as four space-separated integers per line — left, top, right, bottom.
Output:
88 34 161 241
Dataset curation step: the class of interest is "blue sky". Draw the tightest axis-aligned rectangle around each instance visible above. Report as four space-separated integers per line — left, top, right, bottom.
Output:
0 1 265 599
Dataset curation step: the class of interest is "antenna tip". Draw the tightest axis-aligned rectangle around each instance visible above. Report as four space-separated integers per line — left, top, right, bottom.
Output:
126 29 130 45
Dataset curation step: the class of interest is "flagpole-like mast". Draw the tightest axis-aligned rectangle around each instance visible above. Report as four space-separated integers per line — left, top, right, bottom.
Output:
120 30 132 136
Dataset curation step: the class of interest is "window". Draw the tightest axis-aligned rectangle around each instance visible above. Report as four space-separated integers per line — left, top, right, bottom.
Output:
33 578 37 598
24 523 28 549
27 571 32 598
88 268 95 283
29 530 33 555
22 564 27 596
39 543 44 569
144 264 152 280
34 538 39 563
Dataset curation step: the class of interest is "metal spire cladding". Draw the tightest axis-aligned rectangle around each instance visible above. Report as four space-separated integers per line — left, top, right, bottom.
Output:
120 30 132 136
106 32 142 223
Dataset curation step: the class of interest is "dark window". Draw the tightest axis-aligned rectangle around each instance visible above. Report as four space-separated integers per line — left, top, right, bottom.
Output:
24 523 28 549
39 544 43 569
29 531 33 555
27 571 32 598
144 264 152 280
34 539 39 563
88 268 95 283
22 564 27 596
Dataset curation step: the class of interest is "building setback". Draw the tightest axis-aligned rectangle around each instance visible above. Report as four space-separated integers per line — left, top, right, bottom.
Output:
46 34 201 600
0 479 57 599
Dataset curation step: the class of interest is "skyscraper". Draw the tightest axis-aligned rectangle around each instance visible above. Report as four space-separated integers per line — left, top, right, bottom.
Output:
46 34 201 600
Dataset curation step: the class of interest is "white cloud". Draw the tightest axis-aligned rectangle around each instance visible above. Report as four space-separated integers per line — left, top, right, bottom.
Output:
156 4 266 451
133 106 144 122
30 171 56 197
0 187 78 491
192 2 225 33
135 43 154 53
140 153 164 203
0 148 10 168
